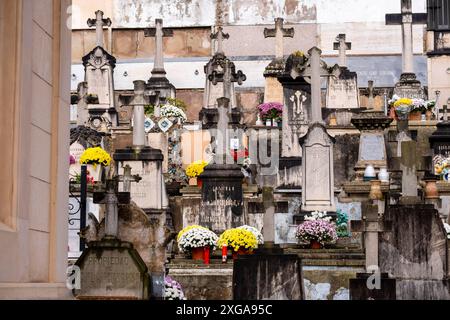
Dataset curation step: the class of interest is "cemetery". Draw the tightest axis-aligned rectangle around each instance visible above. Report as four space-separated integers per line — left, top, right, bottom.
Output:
2 0 450 303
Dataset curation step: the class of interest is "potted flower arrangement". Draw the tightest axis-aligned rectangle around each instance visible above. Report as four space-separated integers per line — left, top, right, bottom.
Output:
79 147 111 182
177 225 218 260
295 211 337 249
433 154 450 181
217 228 258 259
389 96 436 121
236 225 264 245
185 160 208 187
164 276 186 300
161 103 187 124
257 102 283 127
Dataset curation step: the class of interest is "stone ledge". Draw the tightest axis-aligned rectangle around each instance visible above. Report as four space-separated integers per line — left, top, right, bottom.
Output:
0 283 74 300
302 259 365 267
343 181 389 194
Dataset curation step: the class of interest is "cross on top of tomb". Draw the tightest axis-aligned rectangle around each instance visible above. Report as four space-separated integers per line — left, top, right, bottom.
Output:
211 26 230 55
264 18 295 60
333 34 351 68
144 19 174 78
87 10 111 48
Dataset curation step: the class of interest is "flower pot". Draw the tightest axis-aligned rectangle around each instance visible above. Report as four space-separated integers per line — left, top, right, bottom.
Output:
408 111 422 121
188 177 197 186
363 165 376 181
424 179 439 199
232 247 252 260
191 247 204 260
86 164 102 182
265 120 272 127
310 240 322 249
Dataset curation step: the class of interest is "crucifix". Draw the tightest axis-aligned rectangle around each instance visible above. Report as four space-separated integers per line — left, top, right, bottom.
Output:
333 34 351 68
293 47 340 124
385 0 427 74
351 202 392 270
211 26 229 55
93 179 131 239
117 164 142 193
264 18 295 61
144 19 174 78
87 10 111 48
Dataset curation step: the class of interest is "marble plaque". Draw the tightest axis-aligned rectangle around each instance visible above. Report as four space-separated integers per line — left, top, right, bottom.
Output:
326 76 359 109
359 134 385 161
118 161 168 210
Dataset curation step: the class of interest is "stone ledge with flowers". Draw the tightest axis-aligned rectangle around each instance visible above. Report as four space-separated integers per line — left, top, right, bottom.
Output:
388 95 436 121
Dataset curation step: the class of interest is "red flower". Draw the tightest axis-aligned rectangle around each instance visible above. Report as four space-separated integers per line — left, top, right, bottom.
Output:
230 148 249 161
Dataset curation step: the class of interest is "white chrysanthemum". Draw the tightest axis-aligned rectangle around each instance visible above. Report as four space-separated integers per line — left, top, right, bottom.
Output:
161 104 187 122
178 227 219 253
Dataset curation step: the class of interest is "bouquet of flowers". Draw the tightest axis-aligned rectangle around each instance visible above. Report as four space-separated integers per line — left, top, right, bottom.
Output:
161 104 187 123
237 225 264 245
257 102 283 121
217 228 258 252
164 276 186 300
434 154 450 180
185 160 208 178
296 211 337 246
79 147 111 167
177 225 218 253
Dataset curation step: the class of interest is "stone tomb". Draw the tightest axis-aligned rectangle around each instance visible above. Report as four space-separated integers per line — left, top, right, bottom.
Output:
326 69 359 110
74 239 150 300
300 123 336 212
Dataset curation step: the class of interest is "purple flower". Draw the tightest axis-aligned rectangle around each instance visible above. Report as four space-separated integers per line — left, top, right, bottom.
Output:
257 102 283 120
69 155 76 165
295 220 337 245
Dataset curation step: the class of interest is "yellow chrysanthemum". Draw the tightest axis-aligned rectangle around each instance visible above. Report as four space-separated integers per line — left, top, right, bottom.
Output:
185 160 208 178
217 228 258 252
79 147 111 167
393 98 413 108
177 225 208 241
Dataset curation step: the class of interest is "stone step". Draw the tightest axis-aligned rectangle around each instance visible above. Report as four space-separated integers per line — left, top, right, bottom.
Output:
290 252 365 260
302 258 366 267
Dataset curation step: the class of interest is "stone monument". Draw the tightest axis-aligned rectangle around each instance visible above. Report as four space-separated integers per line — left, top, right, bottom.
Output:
144 19 176 107
326 34 360 110
385 0 427 99
82 10 118 132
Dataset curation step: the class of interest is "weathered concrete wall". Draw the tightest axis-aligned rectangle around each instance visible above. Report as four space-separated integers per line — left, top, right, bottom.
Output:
380 204 450 300
334 134 360 188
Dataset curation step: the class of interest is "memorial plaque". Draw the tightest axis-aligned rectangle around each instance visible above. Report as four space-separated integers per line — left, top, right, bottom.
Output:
74 240 149 299
359 134 385 161
86 66 111 105
326 76 359 109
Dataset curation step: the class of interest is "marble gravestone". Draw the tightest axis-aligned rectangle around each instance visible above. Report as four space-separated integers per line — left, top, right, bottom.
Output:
74 240 150 300
69 142 85 179
326 34 359 110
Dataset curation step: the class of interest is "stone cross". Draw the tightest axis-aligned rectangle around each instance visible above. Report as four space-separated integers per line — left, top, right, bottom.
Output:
93 179 131 239
367 80 375 109
333 34 351 68
131 80 147 151
87 10 111 48
211 26 229 55
385 0 427 74
295 47 340 123
209 58 246 105
117 164 142 193
144 19 174 78
264 18 295 60
351 202 392 270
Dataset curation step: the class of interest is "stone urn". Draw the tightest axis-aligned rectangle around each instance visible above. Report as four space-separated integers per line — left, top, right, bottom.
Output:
86 164 103 182
424 179 439 199
369 179 383 200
